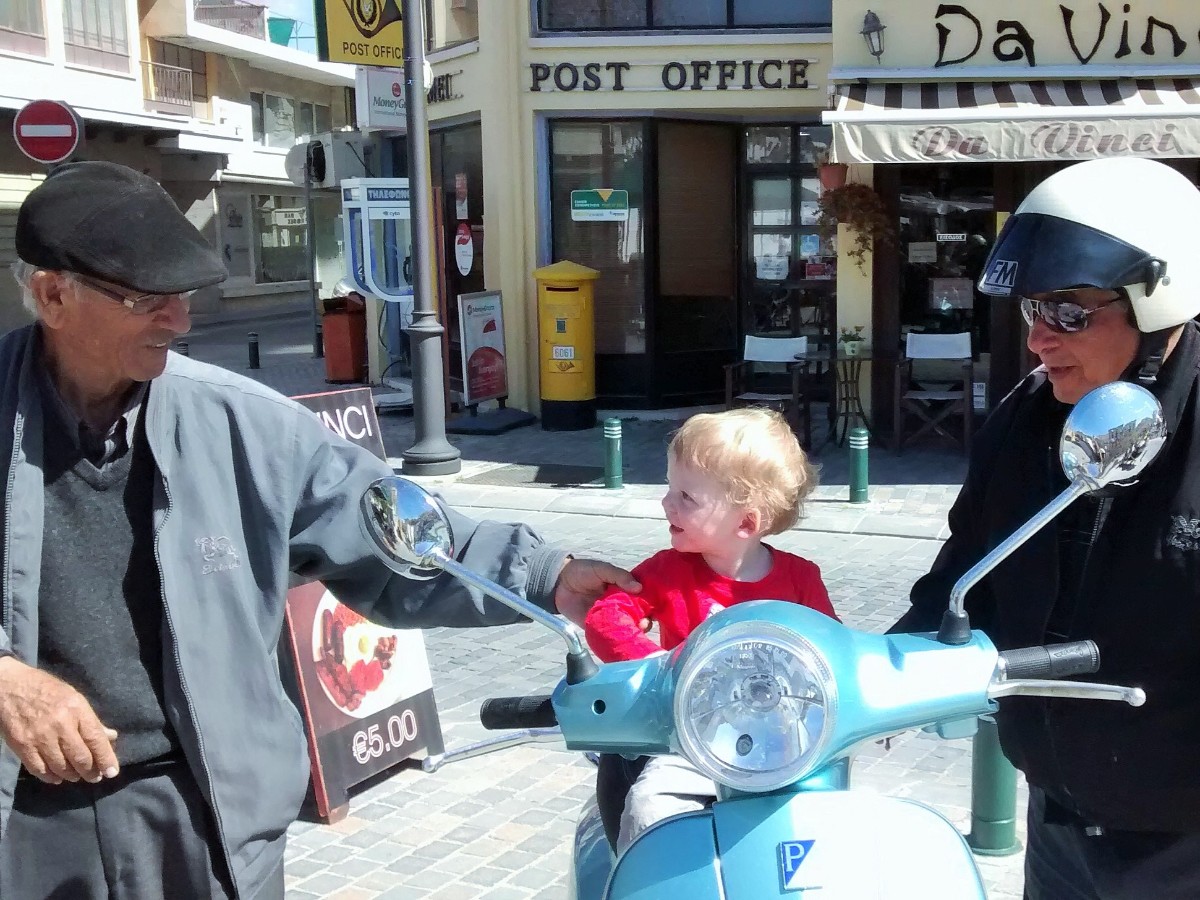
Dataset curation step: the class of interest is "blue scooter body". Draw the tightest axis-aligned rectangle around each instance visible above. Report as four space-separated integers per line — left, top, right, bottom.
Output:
565 602 996 899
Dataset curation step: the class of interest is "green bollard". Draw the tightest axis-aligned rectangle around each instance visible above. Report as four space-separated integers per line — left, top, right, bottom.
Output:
848 426 869 503
604 418 623 489
967 716 1023 856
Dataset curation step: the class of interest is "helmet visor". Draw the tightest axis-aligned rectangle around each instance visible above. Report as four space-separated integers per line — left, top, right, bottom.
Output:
978 213 1161 299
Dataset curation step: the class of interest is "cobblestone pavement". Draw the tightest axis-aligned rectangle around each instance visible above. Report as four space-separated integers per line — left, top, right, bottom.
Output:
181 312 1026 899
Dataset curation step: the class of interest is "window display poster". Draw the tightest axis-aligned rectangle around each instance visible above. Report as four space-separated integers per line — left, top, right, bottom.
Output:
930 277 975 310
458 290 510 406
280 388 444 823
799 233 822 259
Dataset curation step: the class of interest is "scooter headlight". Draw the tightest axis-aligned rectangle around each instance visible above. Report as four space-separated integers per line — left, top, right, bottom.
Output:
674 621 836 792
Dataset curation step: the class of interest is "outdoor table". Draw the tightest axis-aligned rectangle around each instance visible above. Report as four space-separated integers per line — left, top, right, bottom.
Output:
795 348 874 448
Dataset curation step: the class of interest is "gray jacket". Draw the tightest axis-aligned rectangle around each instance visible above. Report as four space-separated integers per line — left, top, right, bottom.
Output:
0 325 567 898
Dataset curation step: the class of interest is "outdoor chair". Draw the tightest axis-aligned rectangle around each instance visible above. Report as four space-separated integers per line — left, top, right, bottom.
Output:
892 331 974 454
724 335 813 448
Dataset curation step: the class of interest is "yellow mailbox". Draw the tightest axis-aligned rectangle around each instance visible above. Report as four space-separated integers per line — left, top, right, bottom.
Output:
534 260 599 431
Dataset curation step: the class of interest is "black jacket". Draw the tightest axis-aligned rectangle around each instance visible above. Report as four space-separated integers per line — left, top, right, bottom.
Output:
894 322 1200 833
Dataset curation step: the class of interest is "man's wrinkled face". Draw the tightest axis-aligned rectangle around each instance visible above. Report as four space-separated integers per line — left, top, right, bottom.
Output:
1024 288 1139 405
37 271 191 388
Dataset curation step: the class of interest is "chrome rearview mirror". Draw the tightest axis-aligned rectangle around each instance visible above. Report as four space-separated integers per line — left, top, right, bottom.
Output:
359 475 453 580
358 476 598 682
939 381 1166 644
1060 381 1166 491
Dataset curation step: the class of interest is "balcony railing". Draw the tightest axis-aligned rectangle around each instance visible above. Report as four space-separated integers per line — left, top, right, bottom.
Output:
142 60 194 115
193 0 267 40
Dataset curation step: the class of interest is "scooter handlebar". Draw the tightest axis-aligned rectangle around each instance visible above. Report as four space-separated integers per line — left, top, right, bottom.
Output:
480 695 557 731
999 641 1100 680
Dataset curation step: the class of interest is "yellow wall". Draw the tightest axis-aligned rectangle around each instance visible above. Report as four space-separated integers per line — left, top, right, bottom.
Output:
425 5 835 410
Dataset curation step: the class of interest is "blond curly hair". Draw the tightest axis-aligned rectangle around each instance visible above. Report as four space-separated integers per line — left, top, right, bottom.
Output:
668 408 817 535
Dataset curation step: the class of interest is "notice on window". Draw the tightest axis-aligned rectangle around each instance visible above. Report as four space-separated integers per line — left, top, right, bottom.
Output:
908 241 938 263
756 256 789 280
571 189 629 222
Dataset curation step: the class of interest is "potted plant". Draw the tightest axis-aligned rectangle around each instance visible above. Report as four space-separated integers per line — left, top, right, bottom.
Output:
816 149 848 191
839 325 867 357
817 182 898 273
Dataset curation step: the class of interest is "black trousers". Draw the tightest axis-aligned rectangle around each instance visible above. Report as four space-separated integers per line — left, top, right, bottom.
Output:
1024 787 1200 900
596 753 649 851
0 757 239 900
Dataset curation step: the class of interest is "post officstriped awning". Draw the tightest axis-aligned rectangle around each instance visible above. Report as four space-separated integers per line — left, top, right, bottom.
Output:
823 79 1200 164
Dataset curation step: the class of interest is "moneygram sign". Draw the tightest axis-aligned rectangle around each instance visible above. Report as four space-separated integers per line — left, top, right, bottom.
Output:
316 0 404 66
355 67 407 129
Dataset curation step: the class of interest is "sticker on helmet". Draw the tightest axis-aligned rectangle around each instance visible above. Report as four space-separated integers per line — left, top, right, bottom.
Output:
779 840 816 892
982 259 1018 294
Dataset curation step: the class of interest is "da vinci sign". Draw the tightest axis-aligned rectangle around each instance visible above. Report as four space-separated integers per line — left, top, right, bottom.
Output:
832 1 1200 73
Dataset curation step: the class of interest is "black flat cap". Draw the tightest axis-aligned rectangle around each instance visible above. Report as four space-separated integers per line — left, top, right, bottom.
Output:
16 160 227 294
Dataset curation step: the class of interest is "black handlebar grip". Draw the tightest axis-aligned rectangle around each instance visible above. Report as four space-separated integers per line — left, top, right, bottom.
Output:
479 695 557 731
1000 641 1100 680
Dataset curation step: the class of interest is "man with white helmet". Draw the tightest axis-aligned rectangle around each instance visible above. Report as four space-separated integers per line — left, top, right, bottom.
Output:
895 157 1200 899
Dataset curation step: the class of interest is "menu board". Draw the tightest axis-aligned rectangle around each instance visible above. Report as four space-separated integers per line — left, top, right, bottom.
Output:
281 388 444 821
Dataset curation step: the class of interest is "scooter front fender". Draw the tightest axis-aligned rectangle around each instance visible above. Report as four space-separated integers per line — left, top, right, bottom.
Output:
605 791 986 899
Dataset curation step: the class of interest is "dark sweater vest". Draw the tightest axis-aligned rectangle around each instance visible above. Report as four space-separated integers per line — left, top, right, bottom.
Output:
39 405 180 766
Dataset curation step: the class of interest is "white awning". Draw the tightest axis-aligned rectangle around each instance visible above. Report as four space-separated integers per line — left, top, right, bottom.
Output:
823 79 1200 164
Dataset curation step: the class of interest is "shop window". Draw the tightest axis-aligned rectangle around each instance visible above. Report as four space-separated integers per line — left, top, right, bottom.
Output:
252 194 308 283
423 0 478 50
1 0 46 55
550 121 646 355
741 124 834 339
539 0 830 31
250 92 332 148
62 0 129 71
897 167 996 355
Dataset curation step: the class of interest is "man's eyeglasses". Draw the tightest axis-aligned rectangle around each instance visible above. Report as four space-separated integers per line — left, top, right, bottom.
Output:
73 275 191 316
1019 294 1127 334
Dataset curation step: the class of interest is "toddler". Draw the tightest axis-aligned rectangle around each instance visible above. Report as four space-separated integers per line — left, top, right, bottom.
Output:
585 407 838 852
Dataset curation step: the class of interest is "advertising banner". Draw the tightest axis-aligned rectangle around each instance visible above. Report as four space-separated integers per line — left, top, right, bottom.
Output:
457 290 509 406
282 388 444 821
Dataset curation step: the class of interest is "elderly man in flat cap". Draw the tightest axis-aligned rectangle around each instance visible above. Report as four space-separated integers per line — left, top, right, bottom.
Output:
0 161 637 899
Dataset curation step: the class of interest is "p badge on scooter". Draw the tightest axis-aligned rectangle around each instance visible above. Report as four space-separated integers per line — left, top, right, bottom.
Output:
778 840 816 892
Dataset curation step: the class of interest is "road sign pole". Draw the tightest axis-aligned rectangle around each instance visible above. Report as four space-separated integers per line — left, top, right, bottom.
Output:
399 0 461 476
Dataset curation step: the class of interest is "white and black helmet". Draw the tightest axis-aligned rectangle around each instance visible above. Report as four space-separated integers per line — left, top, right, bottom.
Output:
978 158 1200 333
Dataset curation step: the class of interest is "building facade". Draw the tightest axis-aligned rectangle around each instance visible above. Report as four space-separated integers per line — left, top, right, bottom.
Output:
400 1 836 411
0 0 358 333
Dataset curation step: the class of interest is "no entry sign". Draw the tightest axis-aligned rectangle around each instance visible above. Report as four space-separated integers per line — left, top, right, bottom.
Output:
13 99 81 165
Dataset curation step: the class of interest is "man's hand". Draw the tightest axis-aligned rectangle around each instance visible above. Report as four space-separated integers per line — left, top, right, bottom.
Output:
0 657 119 785
552 558 641 628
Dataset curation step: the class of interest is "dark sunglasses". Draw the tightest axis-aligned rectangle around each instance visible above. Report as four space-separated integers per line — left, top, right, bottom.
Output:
1019 294 1127 334
73 275 191 316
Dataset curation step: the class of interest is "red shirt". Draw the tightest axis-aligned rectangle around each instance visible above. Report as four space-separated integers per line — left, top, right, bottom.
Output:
584 547 837 663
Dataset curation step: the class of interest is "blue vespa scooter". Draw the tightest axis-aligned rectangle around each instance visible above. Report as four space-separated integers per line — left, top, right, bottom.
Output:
359 381 1162 899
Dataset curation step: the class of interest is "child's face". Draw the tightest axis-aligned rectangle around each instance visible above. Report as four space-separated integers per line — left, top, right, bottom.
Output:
662 459 757 556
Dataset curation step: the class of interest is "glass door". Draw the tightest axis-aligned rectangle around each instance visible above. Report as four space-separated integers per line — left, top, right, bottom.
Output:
741 125 835 347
